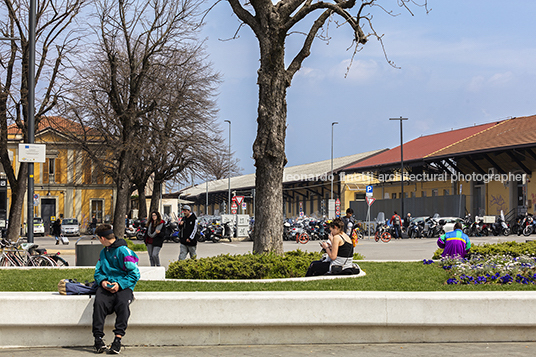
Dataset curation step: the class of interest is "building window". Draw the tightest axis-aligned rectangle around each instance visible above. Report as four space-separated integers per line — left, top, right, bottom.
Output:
163 205 172 216
422 191 427 197
391 193 397 199
432 189 438 196
443 189 449 196
48 158 55 183
91 199 104 223
355 193 365 200
411 192 416 198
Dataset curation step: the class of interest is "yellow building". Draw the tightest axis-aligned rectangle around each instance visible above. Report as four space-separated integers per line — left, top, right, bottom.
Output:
3 117 115 234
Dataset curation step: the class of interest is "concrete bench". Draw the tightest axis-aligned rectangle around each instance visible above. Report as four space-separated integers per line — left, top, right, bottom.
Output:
1 291 536 348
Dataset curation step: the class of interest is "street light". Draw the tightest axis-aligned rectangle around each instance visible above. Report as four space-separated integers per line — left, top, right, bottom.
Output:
331 122 339 200
27 0 37 243
389 117 408 218
224 120 231 214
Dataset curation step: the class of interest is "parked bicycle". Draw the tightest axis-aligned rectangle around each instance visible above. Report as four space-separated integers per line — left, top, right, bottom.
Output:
0 238 57 266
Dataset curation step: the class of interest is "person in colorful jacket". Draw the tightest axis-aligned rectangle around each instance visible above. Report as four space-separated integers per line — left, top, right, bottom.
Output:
92 224 140 354
437 222 471 258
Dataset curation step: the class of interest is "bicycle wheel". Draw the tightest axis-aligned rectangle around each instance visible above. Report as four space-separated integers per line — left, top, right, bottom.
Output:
28 255 57 267
381 232 392 243
51 255 69 267
374 232 380 242
0 255 15 266
298 232 309 244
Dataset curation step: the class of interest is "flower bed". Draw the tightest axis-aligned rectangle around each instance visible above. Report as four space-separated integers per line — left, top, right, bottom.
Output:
424 255 536 285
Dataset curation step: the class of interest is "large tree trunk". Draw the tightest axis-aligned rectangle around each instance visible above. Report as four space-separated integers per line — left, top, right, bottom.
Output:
252 32 288 254
5 164 28 241
113 174 129 238
136 182 148 220
149 180 163 216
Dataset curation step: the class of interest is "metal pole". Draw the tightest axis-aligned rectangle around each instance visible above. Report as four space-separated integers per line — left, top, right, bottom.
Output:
331 122 338 200
206 180 208 215
390 117 408 220
224 120 231 214
27 0 36 243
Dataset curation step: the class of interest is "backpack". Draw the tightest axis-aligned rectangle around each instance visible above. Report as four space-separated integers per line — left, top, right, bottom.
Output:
58 279 98 295
394 215 401 225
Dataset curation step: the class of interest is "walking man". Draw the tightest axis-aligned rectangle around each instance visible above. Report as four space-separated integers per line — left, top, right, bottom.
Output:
178 205 198 260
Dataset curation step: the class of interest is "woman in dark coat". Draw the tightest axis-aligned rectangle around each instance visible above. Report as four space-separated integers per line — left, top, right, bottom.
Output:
145 211 165 266
52 218 62 245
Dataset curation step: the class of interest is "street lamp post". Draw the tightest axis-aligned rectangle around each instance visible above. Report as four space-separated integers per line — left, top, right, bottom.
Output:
331 122 339 200
224 120 231 214
389 117 408 219
27 0 37 243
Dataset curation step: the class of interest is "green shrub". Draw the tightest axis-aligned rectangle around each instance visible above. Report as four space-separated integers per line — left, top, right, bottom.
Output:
166 249 365 280
432 240 536 260
126 239 147 252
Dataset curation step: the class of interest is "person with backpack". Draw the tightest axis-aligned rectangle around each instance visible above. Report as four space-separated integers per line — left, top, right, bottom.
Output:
390 211 402 239
92 224 140 354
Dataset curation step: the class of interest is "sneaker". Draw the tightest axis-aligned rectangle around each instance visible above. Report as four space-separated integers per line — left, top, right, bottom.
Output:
55 240 59 245
93 337 106 354
108 338 121 354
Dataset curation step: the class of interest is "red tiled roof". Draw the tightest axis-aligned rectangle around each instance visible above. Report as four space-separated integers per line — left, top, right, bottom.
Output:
428 115 536 158
8 116 92 136
344 121 499 170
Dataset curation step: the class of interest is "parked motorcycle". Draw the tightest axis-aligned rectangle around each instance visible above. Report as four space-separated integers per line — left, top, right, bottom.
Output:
407 219 425 238
212 221 233 243
491 210 511 236
424 214 445 238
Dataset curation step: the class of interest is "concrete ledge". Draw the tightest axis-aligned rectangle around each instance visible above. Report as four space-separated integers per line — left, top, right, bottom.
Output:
0 266 165 280
1 291 536 348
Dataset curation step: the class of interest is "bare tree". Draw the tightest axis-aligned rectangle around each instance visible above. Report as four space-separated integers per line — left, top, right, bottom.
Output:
60 0 210 237
224 0 428 254
0 0 85 240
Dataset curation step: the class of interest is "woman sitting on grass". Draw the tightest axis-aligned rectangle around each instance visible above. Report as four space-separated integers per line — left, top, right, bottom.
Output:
306 218 359 276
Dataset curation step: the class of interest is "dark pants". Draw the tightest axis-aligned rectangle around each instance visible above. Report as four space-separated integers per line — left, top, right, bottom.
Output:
393 225 401 239
92 286 134 338
306 260 330 277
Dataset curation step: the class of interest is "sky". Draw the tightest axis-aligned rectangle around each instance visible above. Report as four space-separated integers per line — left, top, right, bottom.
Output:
199 1 536 177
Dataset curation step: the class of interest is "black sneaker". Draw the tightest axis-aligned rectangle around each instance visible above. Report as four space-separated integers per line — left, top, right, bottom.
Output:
108 338 121 354
93 338 106 354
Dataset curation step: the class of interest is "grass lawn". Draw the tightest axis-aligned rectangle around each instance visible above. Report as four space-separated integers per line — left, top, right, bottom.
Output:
2 262 536 292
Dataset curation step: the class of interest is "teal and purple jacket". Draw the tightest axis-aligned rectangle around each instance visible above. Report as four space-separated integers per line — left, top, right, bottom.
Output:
94 238 140 291
437 229 471 258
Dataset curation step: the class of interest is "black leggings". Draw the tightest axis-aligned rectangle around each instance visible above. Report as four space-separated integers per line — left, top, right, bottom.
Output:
306 260 330 277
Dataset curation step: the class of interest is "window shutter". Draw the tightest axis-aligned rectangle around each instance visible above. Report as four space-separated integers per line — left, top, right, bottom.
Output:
43 158 49 184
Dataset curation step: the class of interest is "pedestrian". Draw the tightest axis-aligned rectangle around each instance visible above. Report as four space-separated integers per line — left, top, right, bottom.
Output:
178 205 198 260
91 215 98 240
92 224 140 354
145 211 165 267
341 208 356 236
437 222 471 259
404 212 411 237
390 211 402 239
52 217 61 245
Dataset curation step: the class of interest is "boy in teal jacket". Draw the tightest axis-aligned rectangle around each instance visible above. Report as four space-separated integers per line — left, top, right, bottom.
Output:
93 224 140 354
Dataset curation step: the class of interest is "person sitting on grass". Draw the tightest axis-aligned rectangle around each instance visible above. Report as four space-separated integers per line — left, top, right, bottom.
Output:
92 224 140 354
437 222 471 259
306 218 360 277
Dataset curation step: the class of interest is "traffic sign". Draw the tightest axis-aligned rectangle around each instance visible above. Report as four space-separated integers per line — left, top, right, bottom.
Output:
366 197 376 206
231 202 238 210
235 196 244 205
335 198 340 205
366 185 373 197
242 202 247 210
231 209 237 214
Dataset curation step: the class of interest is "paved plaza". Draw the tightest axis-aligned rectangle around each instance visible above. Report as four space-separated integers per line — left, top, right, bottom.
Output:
31 233 536 268
1 342 535 356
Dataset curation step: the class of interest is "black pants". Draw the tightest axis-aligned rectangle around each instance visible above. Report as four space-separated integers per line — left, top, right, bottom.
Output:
92 286 134 338
306 260 330 277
